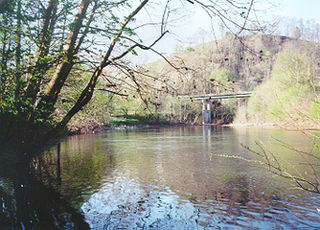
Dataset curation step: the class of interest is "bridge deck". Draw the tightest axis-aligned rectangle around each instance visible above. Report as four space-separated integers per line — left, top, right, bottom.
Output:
180 92 252 100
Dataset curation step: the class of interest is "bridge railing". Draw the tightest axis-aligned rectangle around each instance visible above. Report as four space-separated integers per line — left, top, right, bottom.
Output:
178 92 252 100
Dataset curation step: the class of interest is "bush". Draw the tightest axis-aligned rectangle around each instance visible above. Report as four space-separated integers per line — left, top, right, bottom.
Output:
209 69 236 86
245 50 317 124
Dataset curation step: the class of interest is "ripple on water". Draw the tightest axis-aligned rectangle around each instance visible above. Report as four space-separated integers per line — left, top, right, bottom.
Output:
63 127 320 228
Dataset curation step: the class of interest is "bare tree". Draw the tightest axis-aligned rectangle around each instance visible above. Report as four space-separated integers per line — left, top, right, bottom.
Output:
0 0 266 143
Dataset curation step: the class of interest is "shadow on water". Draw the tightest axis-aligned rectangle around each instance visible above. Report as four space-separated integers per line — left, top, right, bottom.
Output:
80 126 320 229
1 127 320 229
0 141 94 229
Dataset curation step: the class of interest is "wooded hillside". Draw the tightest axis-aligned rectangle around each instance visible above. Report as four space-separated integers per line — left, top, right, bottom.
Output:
106 34 320 127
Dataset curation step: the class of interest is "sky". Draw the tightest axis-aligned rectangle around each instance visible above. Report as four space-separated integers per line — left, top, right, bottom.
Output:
134 0 320 64
278 0 320 21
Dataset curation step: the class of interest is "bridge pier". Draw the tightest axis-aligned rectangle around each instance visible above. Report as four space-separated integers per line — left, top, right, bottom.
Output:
202 99 212 125
179 92 252 124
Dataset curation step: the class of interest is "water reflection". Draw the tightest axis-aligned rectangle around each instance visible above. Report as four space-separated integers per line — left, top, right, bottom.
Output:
80 127 320 228
0 145 90 229
1 127 320 229
40 135 116 208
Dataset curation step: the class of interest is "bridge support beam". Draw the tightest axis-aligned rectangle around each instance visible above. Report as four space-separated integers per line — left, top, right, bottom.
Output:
202 99 212 125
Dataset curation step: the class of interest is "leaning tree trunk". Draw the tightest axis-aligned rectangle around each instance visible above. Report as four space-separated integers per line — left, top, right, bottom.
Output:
34 0 91 121
54 0 149 130
25 0 59 105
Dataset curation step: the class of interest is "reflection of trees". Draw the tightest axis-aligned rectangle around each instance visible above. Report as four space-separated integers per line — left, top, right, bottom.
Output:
0 151 89 229
233 127 320 194
244 135 320 194
82 127 309 228
37 136 116 207
105 127 281 207
0 135 115 228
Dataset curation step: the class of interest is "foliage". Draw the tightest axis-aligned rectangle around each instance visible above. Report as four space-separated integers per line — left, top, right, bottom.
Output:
0 0 165 140
160 96 201 123
0 0 263 142
310 98 320 120
56 69 111 133
246 49 318 124
110 95 150 117
209 68 236 86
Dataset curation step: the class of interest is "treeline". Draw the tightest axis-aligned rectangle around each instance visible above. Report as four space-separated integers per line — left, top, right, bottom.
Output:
104 33 320 129
0 0 264 141
237 40 320 126
56 32 320 132
94 34 293 127
0 0 168 141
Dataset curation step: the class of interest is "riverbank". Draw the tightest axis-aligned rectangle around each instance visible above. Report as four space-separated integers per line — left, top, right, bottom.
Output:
67 120 320 136
227 121 320 131
67 119 187 135
67 114 320 136
66 113 207 135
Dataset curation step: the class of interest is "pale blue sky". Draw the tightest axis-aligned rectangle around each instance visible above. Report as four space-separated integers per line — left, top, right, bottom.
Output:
278 0 320 21
136 0 320 63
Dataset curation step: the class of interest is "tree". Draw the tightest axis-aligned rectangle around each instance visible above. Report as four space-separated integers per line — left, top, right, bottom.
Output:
232 39 320 194
0 0 261 144
292 27 301 39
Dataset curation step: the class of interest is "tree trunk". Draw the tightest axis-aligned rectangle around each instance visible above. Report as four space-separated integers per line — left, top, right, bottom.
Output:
41 0 91 107
0 14 11 96
14 0 22 99
55 0 150 129
25 0 59 104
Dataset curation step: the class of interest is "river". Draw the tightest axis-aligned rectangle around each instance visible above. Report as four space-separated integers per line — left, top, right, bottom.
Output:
1 126 320 229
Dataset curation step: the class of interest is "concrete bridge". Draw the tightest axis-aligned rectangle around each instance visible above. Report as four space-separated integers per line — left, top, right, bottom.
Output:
180 92 252 124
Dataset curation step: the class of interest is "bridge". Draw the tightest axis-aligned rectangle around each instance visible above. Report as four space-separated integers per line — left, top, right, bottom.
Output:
179 92 253 124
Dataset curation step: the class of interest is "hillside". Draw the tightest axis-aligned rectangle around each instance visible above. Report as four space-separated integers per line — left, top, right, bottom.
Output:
145 34 296 92
121 34 319 125
64 34 320 132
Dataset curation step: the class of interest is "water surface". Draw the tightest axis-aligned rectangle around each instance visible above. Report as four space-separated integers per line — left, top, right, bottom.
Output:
1 126 320 229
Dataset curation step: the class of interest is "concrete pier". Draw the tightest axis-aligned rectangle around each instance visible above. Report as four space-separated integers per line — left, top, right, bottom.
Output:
202 99 212 124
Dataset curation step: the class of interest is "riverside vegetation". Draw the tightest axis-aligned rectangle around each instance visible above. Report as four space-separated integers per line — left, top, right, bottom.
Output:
1 0 266 144
62 33 320 133
1 0 319 139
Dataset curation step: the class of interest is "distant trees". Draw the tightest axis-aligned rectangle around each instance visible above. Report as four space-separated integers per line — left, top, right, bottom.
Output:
246 42 320 124
292 27 301 39
277 17 320 42
0 0 262 142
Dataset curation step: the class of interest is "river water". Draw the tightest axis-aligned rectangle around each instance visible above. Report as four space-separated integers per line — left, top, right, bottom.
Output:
1 126 320 229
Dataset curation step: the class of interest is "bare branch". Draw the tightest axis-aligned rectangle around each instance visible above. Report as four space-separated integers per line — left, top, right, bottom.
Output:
97 88 128 97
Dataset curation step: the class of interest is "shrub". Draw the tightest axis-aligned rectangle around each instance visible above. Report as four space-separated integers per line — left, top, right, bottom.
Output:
245 49 317 123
